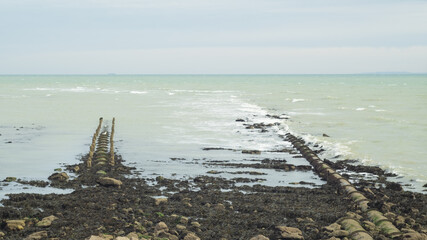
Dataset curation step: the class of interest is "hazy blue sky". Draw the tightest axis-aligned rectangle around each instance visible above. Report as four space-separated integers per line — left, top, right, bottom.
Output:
1 0 426 74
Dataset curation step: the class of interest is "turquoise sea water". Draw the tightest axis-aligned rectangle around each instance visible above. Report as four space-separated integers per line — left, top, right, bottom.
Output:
0 75 426 193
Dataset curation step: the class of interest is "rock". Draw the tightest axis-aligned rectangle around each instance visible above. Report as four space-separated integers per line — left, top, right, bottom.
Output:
191 221 201 228
48 172 69 181
6 219 26 231
326 238 340 240
54 168 62 172
126 232 139 240
36 215 58 227
235 119 245 122
242 150 261 154
276 226 304 239
115 237 130 240
385 212 397 220
96 170 107 175
330 230 349 237
396 215 406 227
154 197 168 206
156 176 165 182
362 221 376 231
345 212 363 220
214 203 226 211
250 235 270 240
401 232 427 240
0 231 5 237
207 170 220 174
72 166 80 172
323 133 330 137
423 183 427 188
386 182 403 191
158 231 178 240
97 177 122 187
4 177 17 182
101 234 114 240
176 224 187 231
180 216 189 224
323 223 341 232
296 217 314 223
24 231 48 240
184 233 201 240
86 235 107 240
155 221 169 232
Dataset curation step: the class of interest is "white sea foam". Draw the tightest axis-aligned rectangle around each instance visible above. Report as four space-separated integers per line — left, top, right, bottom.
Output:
356 108 365 111
292 98 305 103
129 90 147 94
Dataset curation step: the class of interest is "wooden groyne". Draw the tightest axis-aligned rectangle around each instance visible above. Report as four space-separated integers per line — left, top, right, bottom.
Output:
284 133 405 239
87 117 116 168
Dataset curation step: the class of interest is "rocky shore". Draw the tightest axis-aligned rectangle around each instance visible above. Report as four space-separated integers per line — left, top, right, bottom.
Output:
1 118 426 239
0 151 426 240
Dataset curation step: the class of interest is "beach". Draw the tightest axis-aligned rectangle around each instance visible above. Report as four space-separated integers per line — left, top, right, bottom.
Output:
1 116 427 239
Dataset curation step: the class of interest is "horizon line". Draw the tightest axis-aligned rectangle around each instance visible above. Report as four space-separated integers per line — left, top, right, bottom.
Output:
1 72 426 76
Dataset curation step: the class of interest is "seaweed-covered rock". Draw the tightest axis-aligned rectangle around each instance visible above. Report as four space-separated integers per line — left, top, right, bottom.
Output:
36 215 58 227
48 172 69 181
96 177 122 187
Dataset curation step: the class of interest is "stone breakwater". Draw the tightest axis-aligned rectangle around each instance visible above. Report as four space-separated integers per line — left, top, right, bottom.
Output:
0 117 426 240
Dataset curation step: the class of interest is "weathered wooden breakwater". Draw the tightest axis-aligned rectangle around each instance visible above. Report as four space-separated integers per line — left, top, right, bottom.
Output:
284 133 414 239
87 117 116 168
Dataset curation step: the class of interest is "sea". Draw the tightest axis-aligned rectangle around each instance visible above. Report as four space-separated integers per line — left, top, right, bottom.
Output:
1 74 426 198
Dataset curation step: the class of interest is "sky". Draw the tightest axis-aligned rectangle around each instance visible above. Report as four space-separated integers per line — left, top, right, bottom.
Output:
0 0 426 74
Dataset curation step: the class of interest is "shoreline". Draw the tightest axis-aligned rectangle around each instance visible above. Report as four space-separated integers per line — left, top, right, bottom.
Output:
1 122 426 239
